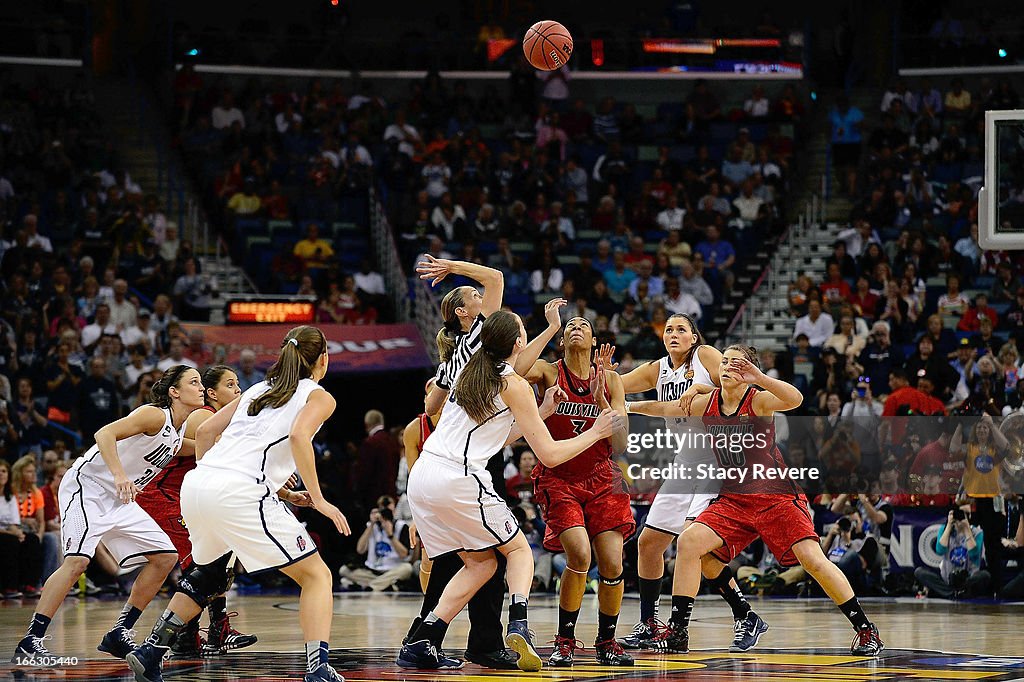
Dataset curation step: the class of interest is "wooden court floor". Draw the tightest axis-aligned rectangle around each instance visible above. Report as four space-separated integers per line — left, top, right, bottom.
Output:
1 592 1021 680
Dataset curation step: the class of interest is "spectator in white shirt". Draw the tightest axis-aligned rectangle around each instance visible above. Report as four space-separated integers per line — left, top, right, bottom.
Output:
354 261 386 297
540 201 575 243
421 153 452 200
81 303 117 352
156 337 199 372
661 277 702 320
107 279 137 332
121 308 158 350
122 344 155 393
211 92 245 130
383 109 422 158
538 66 570 103
656 193 686 232
275 103 302 133
530 254 564 294
836 219 881 259
733 180 765 223
23 214 52 253
793 299 835 348
743 85 771 119
430 192 467 241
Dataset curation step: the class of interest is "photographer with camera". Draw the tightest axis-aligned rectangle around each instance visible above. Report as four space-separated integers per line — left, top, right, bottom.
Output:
339 495 413 592
820 510 879 591
914 506 990 598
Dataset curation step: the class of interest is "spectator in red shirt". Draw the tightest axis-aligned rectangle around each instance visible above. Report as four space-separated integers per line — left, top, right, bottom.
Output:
957 293 998 332
623 235 654 270
889 465 956 507
184 328 214 367
505 449 537 506
820 262 852 313
881 368 947 446
848 275 879 321
261 179 291 220
908 426 963 494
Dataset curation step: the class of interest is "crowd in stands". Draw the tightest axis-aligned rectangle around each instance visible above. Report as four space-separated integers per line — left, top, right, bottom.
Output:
764 73 1024 601
172 62 800 352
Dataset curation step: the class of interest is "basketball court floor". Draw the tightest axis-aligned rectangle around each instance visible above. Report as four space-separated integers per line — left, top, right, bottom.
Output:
1 592 1021 681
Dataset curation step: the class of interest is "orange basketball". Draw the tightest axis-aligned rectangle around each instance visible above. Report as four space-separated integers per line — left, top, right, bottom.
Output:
523 20 573 71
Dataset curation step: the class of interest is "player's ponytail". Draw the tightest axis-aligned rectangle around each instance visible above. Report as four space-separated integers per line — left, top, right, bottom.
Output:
454 310 520 423
249 326 326 416
150 364 194 408
436 286 469 363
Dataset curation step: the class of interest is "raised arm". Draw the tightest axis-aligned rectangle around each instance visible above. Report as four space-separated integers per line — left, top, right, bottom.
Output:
730 359 802 414
501 376 621 468
514 298 565 376
950 423 964 455
416 256 505 317
697 345 724 385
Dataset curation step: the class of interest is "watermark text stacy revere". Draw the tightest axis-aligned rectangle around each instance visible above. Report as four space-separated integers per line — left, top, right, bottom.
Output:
626 462 821 484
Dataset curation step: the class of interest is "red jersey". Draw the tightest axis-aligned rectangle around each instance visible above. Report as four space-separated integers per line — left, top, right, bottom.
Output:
703 387 797 495
535 359 613 482
136 405 212 511
417 413 435 451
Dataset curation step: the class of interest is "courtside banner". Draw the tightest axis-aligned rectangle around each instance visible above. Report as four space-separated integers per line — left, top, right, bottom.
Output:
183 323 432 374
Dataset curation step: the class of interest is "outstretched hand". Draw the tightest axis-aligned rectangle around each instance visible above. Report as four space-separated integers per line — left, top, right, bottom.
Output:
543 298 567 328
596 343 619 372
539 385 568 419
416 255 454 287
589 364 607 404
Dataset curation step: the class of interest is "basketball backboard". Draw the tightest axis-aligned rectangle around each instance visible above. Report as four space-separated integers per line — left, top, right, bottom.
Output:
980 110 1024 249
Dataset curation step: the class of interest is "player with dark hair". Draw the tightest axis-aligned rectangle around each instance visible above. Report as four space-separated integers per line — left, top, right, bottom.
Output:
137 365 258 657
524 317 634 666
601 316 769 652
625 345 884 656
13 366 205 663
400 310 622 672
127 327 352 682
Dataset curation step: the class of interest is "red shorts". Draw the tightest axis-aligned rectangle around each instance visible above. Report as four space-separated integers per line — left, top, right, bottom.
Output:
696 493 817 567
534 462 636 552
136 495 193 569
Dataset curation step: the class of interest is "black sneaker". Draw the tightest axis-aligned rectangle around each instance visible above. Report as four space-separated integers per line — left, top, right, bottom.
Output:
595 638 634 666
98 625 138 660
396 640 464 670
729 610 769 652
12 635 51 664
505 620 541 672
170 622 205 658
664 622 689 653
204 613 258 654
850 623 884 656
126 642 169 682
619 620 652 649
464 647 519 669
547 635 581 667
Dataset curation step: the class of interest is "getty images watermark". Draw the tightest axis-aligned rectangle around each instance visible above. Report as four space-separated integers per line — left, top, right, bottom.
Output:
622 426 821 486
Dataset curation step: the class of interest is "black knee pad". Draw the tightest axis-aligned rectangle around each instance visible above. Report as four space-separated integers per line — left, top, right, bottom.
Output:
599 573 623 587
177 553 233 608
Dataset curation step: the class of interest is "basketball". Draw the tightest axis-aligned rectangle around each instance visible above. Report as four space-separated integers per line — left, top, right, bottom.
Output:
523 20 573 71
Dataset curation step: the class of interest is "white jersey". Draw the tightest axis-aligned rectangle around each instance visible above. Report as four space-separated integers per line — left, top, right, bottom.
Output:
70 405 185 499
422 363 516 474
433 313 484 391
655 350 715 449
198 379 324 491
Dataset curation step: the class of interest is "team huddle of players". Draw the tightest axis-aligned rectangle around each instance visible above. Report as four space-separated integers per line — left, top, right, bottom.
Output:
8 255 884 682
398 257 885 673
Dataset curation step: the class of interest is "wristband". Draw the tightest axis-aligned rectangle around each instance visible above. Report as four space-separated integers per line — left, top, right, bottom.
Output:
624 401 632 414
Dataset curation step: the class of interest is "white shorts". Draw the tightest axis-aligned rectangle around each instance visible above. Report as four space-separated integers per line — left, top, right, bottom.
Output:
643 492 717 537
180 467 317 574
59 471 176 568
408 454 519 560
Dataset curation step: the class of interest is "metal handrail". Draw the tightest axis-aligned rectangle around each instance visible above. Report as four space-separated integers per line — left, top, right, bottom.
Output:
368 187 412 323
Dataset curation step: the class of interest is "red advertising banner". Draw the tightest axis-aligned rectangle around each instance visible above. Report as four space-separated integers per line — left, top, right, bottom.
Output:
183 323 432 374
